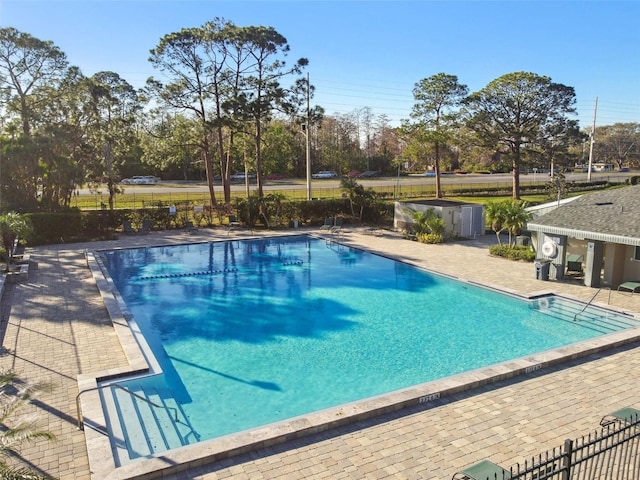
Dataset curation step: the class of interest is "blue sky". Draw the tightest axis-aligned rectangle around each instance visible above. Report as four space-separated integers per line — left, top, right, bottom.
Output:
2 0 638 128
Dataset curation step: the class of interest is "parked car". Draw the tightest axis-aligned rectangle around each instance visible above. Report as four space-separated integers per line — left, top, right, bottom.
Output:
357 171 383 178
121 175 160 185
264 173 285 180
230 172 256 181
120 176 143 184
312 170 339 179
139 175 160 184
620 167 630 172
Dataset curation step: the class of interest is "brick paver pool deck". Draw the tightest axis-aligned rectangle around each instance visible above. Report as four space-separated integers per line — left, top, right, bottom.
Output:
1 227 639 479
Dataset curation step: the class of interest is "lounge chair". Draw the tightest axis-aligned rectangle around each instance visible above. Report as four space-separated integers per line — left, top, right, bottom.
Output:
185 221 198 234
227 215 241 234
320 217 333 230
617 281 640 295
122 219 136 235
331 217 343 234
566 254 584 276
600 407 640 427
138 219 151 234
452 460 511 480
364 226 383 236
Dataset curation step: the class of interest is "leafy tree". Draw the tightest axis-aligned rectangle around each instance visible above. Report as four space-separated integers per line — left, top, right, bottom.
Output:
0 136 43 211
260 120 301 176
408 73 468 198
148 19 233 206
464 72 577 199
32 68 90 209
138 112 203 180
593 122 640 169
371 114 400 172
545 173 569 203
0 27 68 137
316 115 361 173
0 28 84 212
86 71 141 210
535 118 583 174
239 25 308 197
0 370 56 479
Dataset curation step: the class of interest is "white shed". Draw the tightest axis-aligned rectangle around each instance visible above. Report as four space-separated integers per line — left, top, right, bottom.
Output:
393 199 485 238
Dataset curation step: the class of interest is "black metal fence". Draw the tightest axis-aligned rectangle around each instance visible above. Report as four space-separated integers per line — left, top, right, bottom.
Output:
467 414 640 480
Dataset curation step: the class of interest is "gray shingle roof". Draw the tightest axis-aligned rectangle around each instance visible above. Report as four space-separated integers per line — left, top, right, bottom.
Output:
527 185 640 245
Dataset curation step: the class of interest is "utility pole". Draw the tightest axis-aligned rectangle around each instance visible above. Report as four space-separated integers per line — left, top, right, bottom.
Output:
587 97 598 182
305 72 312 201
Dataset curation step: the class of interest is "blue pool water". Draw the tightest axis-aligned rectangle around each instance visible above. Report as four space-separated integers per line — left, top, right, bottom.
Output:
99 235 638 460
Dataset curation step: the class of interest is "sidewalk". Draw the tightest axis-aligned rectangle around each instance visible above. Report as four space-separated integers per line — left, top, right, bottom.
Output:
1 228 639 480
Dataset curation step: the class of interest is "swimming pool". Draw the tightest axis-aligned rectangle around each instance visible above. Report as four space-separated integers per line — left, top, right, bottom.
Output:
96 235 639 466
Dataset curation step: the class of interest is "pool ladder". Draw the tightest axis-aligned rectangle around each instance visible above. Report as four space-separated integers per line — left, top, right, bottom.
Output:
75 383 179 431
573 287 611 321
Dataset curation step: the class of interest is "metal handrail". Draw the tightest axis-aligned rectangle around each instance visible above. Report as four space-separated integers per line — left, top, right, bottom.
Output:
573 287 611 321
76 383 178 430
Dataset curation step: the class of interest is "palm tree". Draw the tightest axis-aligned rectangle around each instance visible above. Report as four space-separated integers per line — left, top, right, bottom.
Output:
409 208 446 243
503 200 531 246
484 201 508 245
264 192 287 227
340 177 360 217
0 370 56 479
340 177 374 220
0 212 32 272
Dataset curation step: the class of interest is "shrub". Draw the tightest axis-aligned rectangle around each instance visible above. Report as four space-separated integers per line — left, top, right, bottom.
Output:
489 244 536 262
417 233 444 244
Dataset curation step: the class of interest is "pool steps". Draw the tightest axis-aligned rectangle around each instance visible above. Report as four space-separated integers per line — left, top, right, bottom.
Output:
534 297 638 334
106 383 197 461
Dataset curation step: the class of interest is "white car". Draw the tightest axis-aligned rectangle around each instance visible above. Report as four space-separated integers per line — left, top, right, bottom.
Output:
138 175 160 184
230 172 256 181
121 175 160 185
120 176 141 184
312 170 339 179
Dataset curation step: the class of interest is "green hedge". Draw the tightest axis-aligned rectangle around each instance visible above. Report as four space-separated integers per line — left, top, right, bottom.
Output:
489 244 536 262
23 197 395 246
27 210 121 245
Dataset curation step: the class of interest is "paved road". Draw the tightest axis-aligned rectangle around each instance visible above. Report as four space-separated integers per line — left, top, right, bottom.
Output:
78 172 632 196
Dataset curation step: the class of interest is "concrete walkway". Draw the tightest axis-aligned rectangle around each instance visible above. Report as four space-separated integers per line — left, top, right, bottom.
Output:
1 227 639 480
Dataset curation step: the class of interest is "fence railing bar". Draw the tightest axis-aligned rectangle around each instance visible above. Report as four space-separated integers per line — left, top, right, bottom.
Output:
561 439 572 480
633 437 640 479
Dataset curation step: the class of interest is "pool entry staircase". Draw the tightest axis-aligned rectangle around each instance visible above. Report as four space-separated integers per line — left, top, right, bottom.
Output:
533 295 639 334
103 380 200 462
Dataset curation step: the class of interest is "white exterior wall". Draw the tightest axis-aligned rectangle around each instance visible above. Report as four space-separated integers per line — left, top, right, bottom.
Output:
623 245 640 282
393 201 484 237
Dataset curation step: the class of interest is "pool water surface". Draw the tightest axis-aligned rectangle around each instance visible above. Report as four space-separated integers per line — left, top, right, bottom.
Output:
98 235 639 463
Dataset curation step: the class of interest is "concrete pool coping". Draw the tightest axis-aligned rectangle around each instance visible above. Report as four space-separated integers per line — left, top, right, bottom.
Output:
79 233 640 480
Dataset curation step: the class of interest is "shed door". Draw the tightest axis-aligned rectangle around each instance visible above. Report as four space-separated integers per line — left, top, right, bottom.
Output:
461 206 472 237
